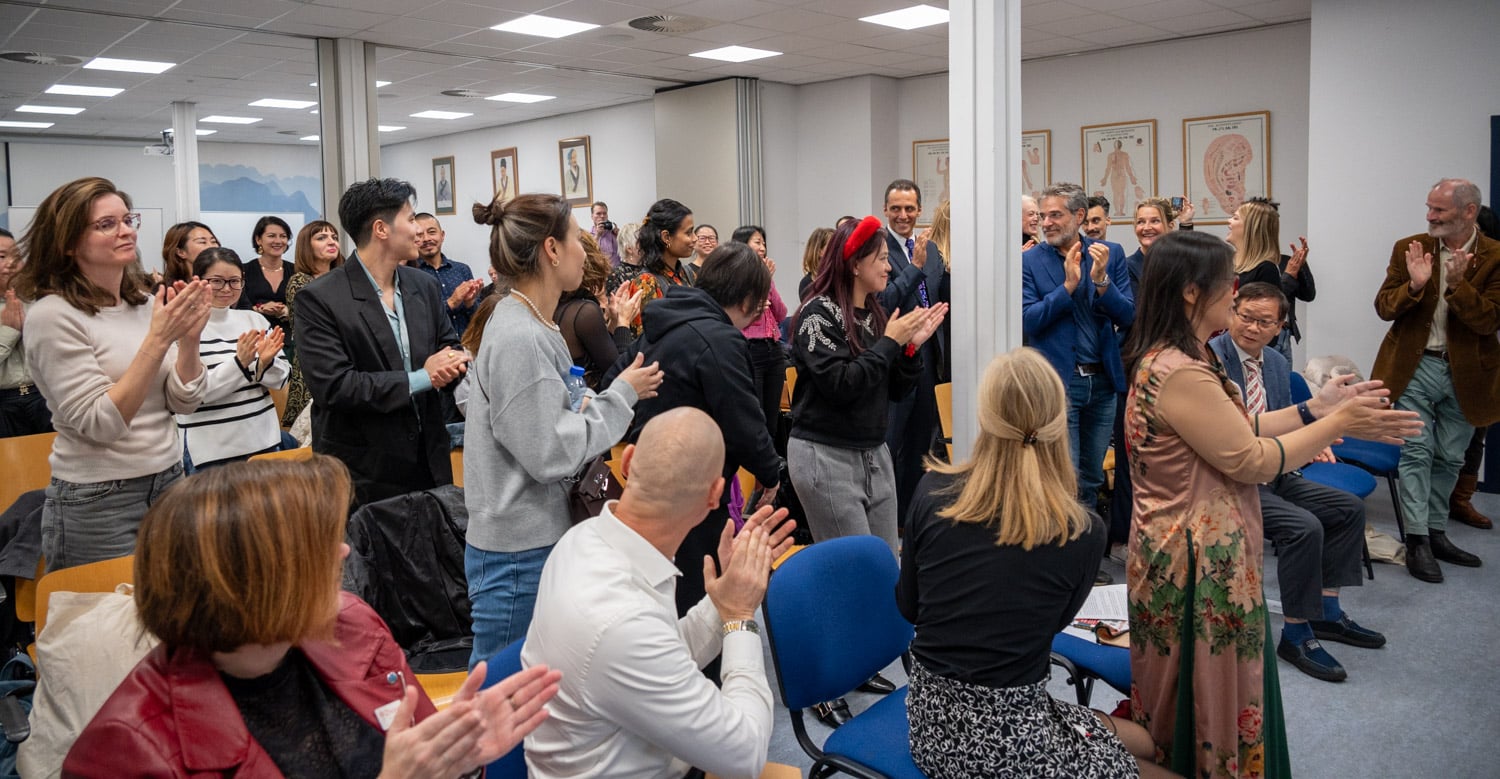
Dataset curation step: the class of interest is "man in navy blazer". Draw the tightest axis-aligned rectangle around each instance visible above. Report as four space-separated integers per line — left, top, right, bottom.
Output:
1021 183 1133 506
1210 282 1383 683
879 179 947 524
296 178 469 505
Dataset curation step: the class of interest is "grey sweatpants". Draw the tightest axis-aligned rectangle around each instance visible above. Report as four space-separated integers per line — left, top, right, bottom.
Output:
788 437 899 555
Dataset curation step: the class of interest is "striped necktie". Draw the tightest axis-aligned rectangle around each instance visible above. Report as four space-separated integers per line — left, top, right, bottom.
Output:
1244 356 1266 415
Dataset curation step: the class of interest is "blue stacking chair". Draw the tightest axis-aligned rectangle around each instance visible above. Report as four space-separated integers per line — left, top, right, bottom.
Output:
1289 372 1407 542
762 536 926 779
481 638 528 779
1049 632 1131 706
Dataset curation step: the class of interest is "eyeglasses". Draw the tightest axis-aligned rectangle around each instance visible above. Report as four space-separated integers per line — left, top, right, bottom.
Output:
1233 310 1282 330
91 213 142 233
204 277 245 290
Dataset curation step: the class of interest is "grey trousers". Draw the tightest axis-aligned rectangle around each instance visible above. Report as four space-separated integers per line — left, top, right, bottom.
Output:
788 437 899 555
1259 473 1365 621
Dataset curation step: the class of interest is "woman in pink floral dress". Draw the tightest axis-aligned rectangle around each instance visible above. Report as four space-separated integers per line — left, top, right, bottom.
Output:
1120 232 1421 778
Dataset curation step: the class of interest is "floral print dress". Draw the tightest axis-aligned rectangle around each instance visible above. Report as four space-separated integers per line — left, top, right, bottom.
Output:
1124 347 1291 779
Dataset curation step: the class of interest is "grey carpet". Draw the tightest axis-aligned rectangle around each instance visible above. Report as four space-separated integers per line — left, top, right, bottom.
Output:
760 486 1499 776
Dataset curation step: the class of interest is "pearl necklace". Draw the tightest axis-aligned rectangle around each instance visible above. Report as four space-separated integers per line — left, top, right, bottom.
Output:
510 289 561 332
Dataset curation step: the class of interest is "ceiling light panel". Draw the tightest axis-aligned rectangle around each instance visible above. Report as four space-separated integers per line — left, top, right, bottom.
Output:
860 4 950 31
47 84 123 97
250 98 317 109
83 56 176 74
409 110 470 120
378 125 406 132
0 121 54 129
17 105 84 115
491 14 600 39
690 46 782 63
486 92 555 103
200 115 262 124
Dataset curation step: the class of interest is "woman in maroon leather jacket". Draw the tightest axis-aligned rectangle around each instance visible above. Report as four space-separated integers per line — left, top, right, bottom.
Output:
65 455 561 778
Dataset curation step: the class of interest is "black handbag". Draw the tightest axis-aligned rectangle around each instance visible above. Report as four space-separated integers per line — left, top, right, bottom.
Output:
567 455 622 524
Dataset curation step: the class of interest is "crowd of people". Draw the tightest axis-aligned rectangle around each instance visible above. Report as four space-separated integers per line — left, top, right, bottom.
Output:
0 169 1494 779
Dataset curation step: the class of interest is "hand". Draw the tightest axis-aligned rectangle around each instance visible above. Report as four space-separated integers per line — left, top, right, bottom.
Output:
752 482 779 511
1312 447 1336 464
451 660 562 768
1330 395 1423 446
150 280 210 349
1062 243 1083 293
1087 242 1110 285
0 290 23 331
607 285 643 330
259 301 287 318
450 279 483 309
1307 374 1389 419
910 230 928 269
423 347 470 390
377 686 485 779
883 306 933 346
765 257 777 275
1285 236 1309 277
907 302 948 348
737 504 796 562
614 352 663 400
1405 241 1433 293
257 326 285 365
1021 238 1038 252
1176 200 1195 226
1444 249 1473 292
703 516 779 622
235 329 260 367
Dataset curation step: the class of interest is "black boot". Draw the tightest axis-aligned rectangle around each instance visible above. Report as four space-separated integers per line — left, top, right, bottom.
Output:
1430 530 1482 567
1405 535 1443 583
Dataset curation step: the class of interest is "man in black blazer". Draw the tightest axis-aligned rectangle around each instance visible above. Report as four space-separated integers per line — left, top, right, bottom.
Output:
295 178 469 505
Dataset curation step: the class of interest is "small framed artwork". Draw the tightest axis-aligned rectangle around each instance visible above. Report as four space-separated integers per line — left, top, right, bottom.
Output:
558 136 593 207
1183 110 1271 224
911 138 950 224
431 156 455 215
1080 119 1157 223
1021 130 1051 199
490 147 518 204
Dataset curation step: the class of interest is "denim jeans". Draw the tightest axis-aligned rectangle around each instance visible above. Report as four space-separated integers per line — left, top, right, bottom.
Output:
466 543 553 668
41 462 183 572
1067 373 1116 505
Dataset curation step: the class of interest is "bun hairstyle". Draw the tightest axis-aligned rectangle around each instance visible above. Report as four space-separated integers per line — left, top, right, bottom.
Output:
472 193 573 282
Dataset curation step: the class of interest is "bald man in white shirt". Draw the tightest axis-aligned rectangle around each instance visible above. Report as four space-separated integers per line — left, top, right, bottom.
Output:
522 408 795 779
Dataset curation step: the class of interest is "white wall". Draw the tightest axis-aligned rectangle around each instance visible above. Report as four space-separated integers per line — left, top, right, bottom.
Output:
655 80 742 237
379 100 656 277
8 141 180 225
1307 0 1499 371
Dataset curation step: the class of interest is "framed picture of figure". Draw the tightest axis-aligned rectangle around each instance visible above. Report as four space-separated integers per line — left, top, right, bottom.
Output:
1183 110 1271 224
558 136 592 207
432 156 456 215
490 147 518 204
1080 120 1156 223
1022 130 1051 199
911 138 949 224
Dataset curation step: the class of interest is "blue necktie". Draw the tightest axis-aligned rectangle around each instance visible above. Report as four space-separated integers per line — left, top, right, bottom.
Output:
906 237 930 307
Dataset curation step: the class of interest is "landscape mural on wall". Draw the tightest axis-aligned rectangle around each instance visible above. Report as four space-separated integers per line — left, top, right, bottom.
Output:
199 163 322 223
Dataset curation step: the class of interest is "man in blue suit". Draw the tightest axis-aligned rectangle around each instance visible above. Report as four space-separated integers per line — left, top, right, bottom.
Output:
1021 183 1133 507
1210 282 1383 683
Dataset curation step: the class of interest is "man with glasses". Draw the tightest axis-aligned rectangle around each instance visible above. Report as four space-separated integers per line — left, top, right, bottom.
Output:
1211 282 1380 683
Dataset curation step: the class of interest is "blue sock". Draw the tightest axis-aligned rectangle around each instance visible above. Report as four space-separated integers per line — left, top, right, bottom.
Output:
1322 595 1343 622
1282 621 1314 644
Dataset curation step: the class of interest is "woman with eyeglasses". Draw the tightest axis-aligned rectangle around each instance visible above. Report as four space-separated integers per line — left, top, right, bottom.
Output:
682 223 718 284
13 177 210 572
281 220 345 428
160 221 219 286
174 247 291 471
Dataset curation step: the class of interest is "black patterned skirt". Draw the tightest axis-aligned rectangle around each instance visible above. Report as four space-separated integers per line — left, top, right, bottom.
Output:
906 660 1138 779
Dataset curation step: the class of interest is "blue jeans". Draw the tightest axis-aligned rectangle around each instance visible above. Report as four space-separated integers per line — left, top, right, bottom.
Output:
41 462 183 572
1067 372 1116 504
466 544 553 668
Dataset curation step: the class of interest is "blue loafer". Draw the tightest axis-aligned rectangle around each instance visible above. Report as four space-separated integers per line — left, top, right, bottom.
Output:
1277 637 1347 683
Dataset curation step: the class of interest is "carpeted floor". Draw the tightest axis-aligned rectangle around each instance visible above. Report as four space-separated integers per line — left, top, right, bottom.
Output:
761 485 1499 776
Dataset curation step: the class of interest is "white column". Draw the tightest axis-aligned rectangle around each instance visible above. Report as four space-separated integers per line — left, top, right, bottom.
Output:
171 101 200 222
947 0 1023 457
316 38 379 227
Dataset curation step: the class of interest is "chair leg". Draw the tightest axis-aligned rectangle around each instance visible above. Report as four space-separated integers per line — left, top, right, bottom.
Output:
1363 532 1375 580
1384 475 1406 542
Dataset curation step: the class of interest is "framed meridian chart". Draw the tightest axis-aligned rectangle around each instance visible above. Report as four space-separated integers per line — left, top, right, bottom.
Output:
911 138 950 224
1183 110 1270 224
1081 119 1156 223
1021 130 1051 199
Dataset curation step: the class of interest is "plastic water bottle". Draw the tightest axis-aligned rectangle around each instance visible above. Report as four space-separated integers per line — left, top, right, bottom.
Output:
566 365 588 411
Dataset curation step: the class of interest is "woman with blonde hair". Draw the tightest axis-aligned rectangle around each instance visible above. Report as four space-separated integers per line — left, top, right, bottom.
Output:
1227 199 1283 289
66 455 560 777
923 200 954 381
797 226 834 302
899 347 1171 779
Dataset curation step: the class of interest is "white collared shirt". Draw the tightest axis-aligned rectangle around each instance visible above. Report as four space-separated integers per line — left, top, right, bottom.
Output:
1427 227 1478 351
522 503 773 779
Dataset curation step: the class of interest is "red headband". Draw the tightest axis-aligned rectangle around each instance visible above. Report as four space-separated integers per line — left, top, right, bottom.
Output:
843 215 882 259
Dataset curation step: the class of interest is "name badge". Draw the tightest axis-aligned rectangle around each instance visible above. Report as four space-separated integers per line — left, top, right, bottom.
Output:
374 699 402 732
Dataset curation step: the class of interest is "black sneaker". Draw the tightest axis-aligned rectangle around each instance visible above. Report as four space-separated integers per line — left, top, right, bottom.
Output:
1094 569 1114 585
1276 636 1347 683
1308 614 1386 649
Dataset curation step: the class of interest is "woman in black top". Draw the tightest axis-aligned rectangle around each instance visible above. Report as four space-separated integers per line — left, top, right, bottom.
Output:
788 216 945 554
555 232 638 391
898 347 1171 779
240 215 294 333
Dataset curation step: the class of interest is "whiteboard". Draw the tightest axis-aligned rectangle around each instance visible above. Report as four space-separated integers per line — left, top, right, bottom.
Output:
199 211 308 266
8 207 166 273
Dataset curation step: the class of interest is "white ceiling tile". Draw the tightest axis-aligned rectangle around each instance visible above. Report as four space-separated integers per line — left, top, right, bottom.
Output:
1148 8 1256 33
671 0 785 23
1021 1 1103 26
1071 23 1176 46
1112 0 1225 22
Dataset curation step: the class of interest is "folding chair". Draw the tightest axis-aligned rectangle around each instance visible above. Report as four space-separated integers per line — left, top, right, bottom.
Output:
1290 372 1407 542
1049 632 1130 707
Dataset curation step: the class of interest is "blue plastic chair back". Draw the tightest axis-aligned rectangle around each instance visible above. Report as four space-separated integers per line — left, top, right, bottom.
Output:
763 536 914 711
482 638 527 779
1289 371 1313 403
1300 462 1377 498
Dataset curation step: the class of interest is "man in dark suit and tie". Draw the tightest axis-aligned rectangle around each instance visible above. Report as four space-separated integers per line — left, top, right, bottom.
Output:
295 178 470 505
879 179 947 527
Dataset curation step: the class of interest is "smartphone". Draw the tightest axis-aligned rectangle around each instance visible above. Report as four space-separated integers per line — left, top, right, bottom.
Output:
1170 196 1184 209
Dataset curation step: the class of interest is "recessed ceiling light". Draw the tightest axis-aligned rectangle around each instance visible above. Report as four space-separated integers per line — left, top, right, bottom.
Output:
409 110 471 120
300 135 319 141
0 120 53 129
486 92 555 103
310 109 319 115
250 98 317 109
83 56 175 74
201 115 262 124
690 46 782 63
47 84 123 97
378 125 405 132
17 105 84 115
164 128 217 136
309 81 391 88
491 14 599 39
860 4 950 30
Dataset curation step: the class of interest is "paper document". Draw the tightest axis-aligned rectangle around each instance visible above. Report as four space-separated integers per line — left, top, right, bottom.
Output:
1075 583 1129 622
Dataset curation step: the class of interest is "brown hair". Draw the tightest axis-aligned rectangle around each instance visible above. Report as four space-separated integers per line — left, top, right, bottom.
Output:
13 176 150 312
1135 197 1178 225
293 220 345 277
578 231 610 295
462 293 501 355
161 221 215 286
134 455 351 653
801 227 833 278
472 193 573 281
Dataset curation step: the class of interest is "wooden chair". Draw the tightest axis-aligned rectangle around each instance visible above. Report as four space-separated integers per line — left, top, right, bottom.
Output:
416 670 468 710
248 446 315 463
934 382 954 460
34 555 136 641
608 442 629 484
0 431 56 514
268 385 289 425
780 366 797 413
450 448 464 488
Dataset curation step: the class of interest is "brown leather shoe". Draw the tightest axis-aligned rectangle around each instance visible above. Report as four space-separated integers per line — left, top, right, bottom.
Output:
1450 474 1493 529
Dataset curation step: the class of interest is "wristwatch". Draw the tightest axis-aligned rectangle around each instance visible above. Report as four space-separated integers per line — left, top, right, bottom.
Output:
722 619 760 637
